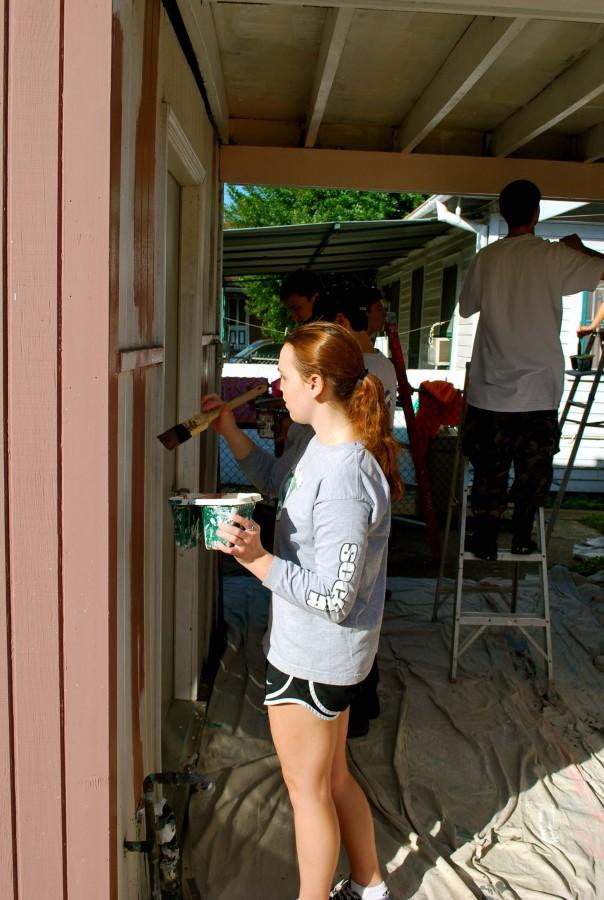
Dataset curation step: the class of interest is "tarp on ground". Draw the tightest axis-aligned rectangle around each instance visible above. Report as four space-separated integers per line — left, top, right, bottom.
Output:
183 568 604 899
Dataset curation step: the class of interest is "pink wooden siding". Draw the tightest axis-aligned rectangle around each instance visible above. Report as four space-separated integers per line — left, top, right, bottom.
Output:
2 2 114 898
0 2 16 894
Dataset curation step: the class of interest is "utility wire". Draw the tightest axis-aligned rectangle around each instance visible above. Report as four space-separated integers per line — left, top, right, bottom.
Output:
223 314 447 340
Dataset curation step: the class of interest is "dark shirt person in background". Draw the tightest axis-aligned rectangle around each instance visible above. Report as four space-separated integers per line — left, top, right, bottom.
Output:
280 268 324 326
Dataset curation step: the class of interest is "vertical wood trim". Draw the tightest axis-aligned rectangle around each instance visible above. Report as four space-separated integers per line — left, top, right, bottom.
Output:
174 182 202 700
161 105 207 701
130 368 147 796
133 0 161 342
5 1 65 895
62 1 112 898
57 1 67 893
152 101 170 759
197 140 221 665
0 0 17 895
108 14 123 899
126 0 161 804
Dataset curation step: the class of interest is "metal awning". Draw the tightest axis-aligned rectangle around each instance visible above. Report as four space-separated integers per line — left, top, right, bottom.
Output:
222 218 453 275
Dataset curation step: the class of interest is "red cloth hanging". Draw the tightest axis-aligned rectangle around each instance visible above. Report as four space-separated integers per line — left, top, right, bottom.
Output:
414 380 463 462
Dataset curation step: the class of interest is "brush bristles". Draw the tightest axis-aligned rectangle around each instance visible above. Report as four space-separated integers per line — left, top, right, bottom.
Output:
158 423 192 450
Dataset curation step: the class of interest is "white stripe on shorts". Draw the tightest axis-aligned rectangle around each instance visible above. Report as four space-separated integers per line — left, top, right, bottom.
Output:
309 681 340 718
265 674 294 701
265 697 340 721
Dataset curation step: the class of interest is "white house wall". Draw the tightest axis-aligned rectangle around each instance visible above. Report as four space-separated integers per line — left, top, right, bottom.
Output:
557 245 604 491
379 229 475 368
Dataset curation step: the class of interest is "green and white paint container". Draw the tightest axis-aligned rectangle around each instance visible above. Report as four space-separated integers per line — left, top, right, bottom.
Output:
169 493 261 550
169 495 205 550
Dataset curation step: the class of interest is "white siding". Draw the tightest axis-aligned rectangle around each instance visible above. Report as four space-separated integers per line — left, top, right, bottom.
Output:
379 229 475 369
555 262 604 491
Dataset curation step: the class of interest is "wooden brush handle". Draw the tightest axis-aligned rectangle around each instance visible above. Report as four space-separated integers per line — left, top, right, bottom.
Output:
185 384 268 437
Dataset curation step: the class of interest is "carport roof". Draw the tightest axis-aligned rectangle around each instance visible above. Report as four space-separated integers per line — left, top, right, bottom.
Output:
222 218 453 275
177 0 604 200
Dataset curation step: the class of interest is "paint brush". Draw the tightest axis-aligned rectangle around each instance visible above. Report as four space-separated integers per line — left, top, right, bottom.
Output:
158 384 268 450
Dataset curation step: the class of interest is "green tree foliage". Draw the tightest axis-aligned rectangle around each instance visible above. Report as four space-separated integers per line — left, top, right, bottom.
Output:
231 274 284 340
226 186 424 228
224 186 425 339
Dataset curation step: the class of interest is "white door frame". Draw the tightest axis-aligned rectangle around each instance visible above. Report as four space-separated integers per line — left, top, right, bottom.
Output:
154 104 207 723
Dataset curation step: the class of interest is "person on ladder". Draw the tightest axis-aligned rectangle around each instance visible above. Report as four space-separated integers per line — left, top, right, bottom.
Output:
459 179 604 560
576 282 604 336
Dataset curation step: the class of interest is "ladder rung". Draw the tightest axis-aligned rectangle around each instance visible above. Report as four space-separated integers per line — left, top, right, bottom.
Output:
568 400 587 408
462 550 545 562
457 613 548 627
563 419 604 427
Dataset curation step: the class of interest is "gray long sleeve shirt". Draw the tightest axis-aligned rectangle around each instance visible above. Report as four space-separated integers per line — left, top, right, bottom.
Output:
239 434 391 685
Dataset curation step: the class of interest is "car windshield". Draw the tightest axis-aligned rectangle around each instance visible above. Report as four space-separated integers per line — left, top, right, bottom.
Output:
231 341 282 362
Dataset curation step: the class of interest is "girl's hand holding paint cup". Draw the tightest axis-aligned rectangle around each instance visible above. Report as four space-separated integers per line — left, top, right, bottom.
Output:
216 514 265 564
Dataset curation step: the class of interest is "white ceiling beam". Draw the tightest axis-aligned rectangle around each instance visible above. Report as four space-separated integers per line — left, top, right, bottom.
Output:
305 8 354 148
215 0 604 26
577 121 604 162
178 0 229 142
491 38 604 157
398 16 527 153
221 145 604 201
538 200 588 220
536 221 604 240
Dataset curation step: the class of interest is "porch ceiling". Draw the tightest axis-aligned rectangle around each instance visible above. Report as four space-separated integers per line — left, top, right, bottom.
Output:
222 218 453 275
180 0 604 197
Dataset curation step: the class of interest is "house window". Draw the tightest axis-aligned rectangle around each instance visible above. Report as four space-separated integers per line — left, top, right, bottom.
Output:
409 267 424 368
440 264 458 336
581 286 604 327
386 279 401 318
582 286 604 364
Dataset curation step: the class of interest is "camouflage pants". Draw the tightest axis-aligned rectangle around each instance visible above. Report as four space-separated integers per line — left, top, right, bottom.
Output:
462 406 560 527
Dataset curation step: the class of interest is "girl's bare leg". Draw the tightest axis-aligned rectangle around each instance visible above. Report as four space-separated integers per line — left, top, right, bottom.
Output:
331 709 382 888
268 704 341 900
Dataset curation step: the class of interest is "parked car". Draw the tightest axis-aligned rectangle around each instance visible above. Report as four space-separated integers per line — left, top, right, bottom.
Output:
228 339 283 364
222 339 282 391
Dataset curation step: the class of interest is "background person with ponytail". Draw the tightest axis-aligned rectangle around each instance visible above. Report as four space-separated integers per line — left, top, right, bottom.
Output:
202 322 401 900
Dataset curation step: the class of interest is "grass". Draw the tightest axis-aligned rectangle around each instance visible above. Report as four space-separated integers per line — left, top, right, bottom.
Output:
578 513 604 533
570 556 604 577
545 493 604 511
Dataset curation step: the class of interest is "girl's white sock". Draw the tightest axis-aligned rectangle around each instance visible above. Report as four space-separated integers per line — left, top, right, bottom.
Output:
350 879 389 899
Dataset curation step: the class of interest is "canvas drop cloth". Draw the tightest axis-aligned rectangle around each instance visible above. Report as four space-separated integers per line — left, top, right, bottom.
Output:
183 567 604 900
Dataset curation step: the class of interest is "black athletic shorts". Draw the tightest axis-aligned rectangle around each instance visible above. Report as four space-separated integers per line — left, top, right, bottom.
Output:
264 662 363 720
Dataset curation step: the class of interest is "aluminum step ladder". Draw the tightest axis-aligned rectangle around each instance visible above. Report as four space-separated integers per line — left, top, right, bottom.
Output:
546 329 604 544
447 477 553 683
433 373 554 684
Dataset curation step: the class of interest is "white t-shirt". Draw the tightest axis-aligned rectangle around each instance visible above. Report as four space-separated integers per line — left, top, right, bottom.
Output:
364 350 398 426
459 235 603 412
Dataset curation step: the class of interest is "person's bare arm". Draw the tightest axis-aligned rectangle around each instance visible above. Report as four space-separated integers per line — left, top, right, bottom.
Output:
201 394 255 460
560 235 604 335
578 303 604 336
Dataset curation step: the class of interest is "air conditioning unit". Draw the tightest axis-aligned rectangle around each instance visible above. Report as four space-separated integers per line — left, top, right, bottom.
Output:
428 336 451 366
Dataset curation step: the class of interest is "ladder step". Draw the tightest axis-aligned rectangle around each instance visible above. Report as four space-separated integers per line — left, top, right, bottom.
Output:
437 448 553 682
462 550 545 562
563 419 604 427
457 613 549 627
